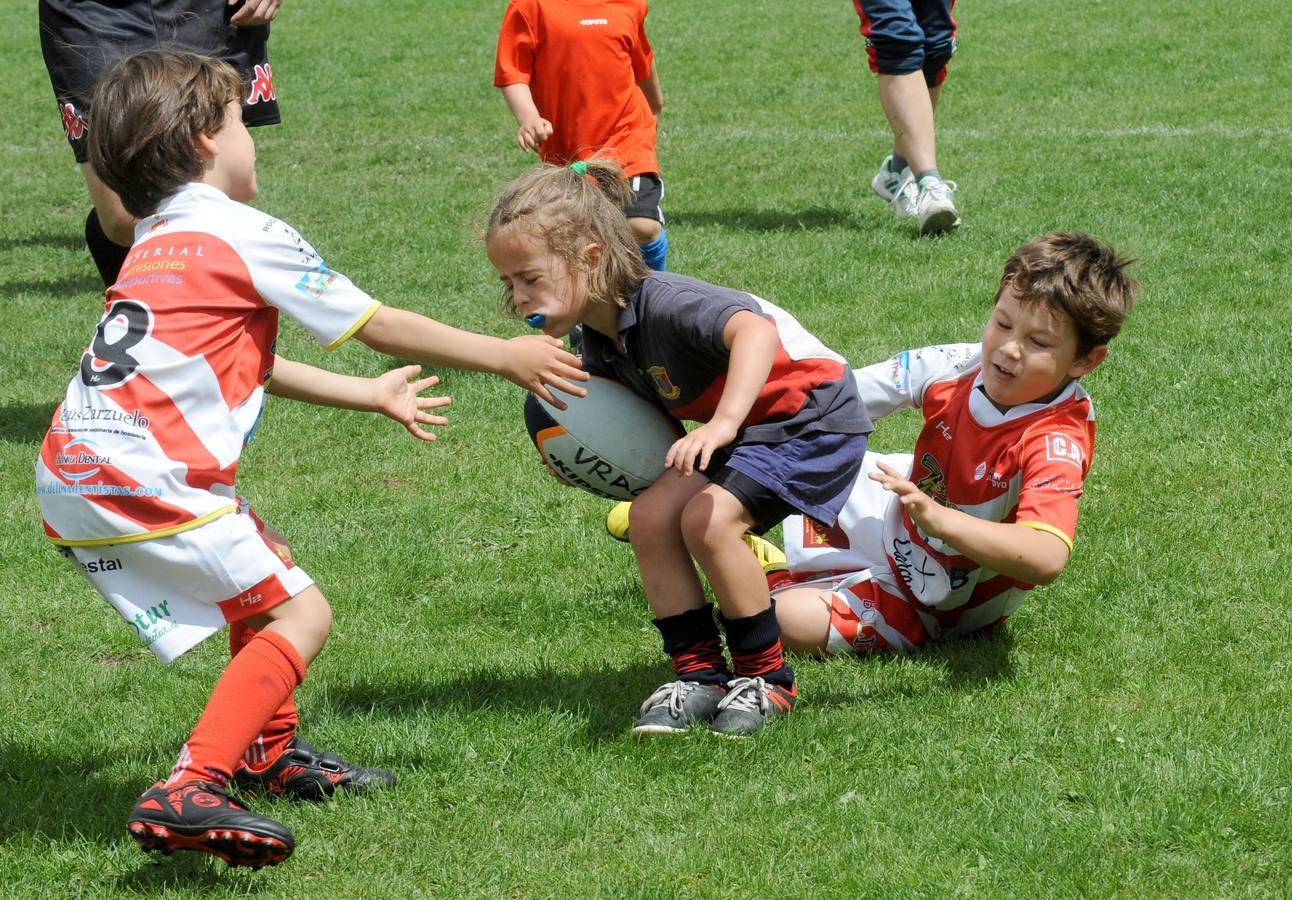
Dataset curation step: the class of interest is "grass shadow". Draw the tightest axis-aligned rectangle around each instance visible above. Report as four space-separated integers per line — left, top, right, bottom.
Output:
0 232 86 253
328 657 668 748
0 401 59 446
0 273 103 297
668 206 861 232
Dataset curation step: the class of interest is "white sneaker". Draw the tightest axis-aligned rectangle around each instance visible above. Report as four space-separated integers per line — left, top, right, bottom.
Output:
893 172 920 220
869 154 906 203
916 177 960 235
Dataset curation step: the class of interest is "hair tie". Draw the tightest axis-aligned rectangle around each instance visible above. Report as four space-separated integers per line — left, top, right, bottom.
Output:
570 161 588 175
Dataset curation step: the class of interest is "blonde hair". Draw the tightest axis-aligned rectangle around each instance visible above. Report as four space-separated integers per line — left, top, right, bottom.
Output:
486 159 648 316
998 232 1139 355
88 50 244 218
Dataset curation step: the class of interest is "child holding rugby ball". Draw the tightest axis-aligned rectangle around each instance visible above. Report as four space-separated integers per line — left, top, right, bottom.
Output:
485 159 871 736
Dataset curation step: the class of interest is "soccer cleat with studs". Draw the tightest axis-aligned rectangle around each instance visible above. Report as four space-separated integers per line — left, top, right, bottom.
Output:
127 780 294 868
233 738 395 801
709 676 796 736
632 680 727 735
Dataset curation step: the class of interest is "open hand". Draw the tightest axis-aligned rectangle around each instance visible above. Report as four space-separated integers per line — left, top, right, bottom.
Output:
869 459 946 538
375 365 451 442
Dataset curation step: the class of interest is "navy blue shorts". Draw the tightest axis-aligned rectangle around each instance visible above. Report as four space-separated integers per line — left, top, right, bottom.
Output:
853 0 957 87
39 0 280 163
707 429 869 533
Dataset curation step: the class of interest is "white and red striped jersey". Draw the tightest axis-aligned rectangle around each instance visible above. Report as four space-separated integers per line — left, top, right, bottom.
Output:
36 183 381 546
788 343 1096 637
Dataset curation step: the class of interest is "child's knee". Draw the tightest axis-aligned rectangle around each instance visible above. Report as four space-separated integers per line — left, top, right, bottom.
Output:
628 216 661 244
679 495 745 558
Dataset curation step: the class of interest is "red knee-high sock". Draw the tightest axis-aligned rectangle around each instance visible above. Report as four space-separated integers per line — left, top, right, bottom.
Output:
229 622 300 771
167 630 306 787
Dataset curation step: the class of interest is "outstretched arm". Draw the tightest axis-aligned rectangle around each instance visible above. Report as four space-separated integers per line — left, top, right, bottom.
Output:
869 460 1072 585
267 356 451 442
355 306 587 408
665 310 778 475
500 83 553 153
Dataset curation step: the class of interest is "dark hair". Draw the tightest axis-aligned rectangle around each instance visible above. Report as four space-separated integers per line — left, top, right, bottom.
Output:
997 232 1140 355
88 50 243 217
485 158 648 316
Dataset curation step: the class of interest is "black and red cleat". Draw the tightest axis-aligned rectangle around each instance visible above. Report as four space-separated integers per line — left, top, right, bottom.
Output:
127 780 294 868
234 738 395 802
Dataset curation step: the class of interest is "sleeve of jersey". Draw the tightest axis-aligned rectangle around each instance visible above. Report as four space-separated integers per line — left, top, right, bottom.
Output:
494 1 536 87
240 218 381 351
631 3 655 81
1013 427 1092 550
852 343 981 420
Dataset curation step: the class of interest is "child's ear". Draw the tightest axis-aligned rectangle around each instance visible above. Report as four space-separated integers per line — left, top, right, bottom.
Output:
1067 344 1108 379
195 131 219 162
583 242 602 266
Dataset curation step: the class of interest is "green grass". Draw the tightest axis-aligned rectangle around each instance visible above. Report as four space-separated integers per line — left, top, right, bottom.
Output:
2 0 1289 896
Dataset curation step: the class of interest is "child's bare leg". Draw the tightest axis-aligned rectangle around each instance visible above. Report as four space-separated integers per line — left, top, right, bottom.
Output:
628 470 709 618
679 485 763 617
772 586 833 657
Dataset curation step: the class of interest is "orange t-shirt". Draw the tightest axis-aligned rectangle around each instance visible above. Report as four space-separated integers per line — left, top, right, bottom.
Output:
494 0 658 177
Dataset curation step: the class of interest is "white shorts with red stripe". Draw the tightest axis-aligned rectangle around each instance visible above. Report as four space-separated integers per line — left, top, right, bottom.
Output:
772 569 927 656
59 503 313 664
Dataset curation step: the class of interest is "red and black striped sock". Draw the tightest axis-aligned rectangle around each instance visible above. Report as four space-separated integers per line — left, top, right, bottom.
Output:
653 605 730 685
721 603 795 689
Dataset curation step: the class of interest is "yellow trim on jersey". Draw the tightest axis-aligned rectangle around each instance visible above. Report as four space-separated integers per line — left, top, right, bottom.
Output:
1018 520 1074 551
47 505 237 548
324 300 383 352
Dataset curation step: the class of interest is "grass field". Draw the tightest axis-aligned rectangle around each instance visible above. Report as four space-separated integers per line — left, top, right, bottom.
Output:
1 0 1289 896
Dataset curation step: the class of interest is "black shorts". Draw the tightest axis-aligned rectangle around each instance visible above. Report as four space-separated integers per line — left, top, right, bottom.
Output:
623 173 665 223
39 0 280 163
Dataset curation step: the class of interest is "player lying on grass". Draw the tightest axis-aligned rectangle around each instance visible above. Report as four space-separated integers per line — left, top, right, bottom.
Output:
35 50 586 869
487 159 870 737
609 232 1138 656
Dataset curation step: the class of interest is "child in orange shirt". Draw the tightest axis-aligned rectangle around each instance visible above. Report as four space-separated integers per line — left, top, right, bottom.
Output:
494 0 669 271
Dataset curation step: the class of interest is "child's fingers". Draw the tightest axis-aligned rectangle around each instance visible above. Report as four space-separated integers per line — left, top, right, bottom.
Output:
415 413 449 427
404 422 438 443
416 395 452 410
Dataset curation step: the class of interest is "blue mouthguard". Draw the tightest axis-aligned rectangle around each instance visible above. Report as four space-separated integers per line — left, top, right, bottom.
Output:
524 313 547 328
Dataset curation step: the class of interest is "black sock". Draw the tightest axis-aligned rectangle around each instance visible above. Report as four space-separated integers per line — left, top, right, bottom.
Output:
720 603 795 688
891 152 909 173
653 605 729 685
85 208 129 287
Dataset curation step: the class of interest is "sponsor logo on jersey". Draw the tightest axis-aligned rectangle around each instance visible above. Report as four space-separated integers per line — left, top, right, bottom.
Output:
1044 433 1085 470
580 18 610 25
60 102 87 140
296 262 339 299
974 462 987 481
914 453 957 510
890 351 911 395
648 366 681 400
55 437 108 482
79 556 124 574
132 600 178 647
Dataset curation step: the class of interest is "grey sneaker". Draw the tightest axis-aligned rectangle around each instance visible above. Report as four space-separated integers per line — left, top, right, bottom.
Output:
632 680 726 735
916 177 961 235
709 677 796 737
892 172 919 220
870 154 905 202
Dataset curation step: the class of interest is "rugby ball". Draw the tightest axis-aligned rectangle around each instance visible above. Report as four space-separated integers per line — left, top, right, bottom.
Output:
524 376 683 501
